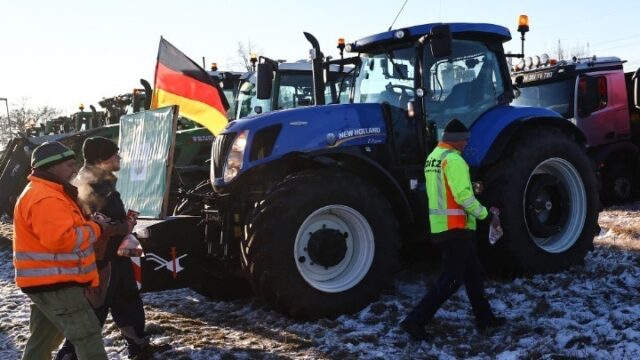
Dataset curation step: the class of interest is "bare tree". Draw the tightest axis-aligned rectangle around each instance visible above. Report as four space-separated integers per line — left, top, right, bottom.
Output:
556 39 565 61
226 40 263 72
0 98 61 136
569 43 587 59
556 39 589 61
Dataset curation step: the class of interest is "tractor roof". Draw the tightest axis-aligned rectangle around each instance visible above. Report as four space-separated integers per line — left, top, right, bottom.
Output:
348 23 511 53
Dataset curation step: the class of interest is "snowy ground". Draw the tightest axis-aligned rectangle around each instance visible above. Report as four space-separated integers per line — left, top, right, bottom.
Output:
1 203 640 359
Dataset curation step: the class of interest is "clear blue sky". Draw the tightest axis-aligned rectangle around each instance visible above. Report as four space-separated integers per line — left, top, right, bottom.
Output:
1 0 638 116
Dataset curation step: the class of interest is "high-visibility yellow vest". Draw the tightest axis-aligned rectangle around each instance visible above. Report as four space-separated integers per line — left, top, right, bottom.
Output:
425 143 488 234
13 176 102 289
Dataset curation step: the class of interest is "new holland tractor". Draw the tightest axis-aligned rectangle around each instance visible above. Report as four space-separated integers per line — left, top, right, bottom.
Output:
136 20 600 320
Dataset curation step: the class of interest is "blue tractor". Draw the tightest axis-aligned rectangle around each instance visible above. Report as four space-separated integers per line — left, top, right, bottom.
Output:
158 22 600 319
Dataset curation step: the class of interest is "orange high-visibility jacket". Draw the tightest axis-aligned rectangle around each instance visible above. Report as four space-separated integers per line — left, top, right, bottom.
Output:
13 175 102 289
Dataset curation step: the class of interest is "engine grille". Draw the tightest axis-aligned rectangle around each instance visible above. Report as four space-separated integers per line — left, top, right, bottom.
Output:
211 132 235 179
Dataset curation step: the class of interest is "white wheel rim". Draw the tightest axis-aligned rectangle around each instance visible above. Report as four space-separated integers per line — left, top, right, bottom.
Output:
523 157 587 253
294 205 375 293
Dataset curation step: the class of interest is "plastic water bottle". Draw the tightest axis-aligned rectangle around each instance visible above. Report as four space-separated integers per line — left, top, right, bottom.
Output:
117 234 144 257
488 207 503 245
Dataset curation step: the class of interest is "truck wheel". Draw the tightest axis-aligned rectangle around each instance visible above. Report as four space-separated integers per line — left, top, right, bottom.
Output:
173 179 212 216
243 170 400 319
482 128 599 274
602 162 635 205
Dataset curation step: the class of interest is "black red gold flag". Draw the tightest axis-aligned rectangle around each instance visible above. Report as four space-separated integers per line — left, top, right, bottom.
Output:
151 37 227 135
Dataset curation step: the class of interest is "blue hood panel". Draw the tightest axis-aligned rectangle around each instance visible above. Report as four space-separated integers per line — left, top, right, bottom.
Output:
464 105 564 167
223 103 388 169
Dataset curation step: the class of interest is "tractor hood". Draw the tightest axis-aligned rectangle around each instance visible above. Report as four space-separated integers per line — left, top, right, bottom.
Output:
212 104 387 184
226 102 386 157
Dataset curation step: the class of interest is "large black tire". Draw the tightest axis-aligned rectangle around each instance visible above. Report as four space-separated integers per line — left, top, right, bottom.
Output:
480 128 600 274
601 161 636 206
243 169 401 319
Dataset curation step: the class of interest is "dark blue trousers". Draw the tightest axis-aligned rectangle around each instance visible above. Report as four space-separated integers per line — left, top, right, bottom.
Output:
405 229 494 326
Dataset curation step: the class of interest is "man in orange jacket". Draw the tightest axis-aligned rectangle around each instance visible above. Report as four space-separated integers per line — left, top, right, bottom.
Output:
13 141 126 360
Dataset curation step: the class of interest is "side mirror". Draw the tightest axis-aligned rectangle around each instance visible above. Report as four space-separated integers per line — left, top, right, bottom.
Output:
577 76 600 117
633 68 640 110
257 63 274 100
430 25 452 58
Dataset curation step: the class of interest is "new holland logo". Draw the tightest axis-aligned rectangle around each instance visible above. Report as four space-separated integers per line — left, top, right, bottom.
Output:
145 247 187 279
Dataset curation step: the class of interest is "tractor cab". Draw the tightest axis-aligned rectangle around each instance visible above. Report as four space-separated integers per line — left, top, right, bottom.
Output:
338 24 514 161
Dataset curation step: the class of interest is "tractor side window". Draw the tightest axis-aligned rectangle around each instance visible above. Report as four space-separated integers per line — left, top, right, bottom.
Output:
353 47 415 109
424 40 504 135
328 67 355 104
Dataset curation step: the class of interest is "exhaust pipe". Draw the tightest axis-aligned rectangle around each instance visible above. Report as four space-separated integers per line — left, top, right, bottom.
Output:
303 32 326 106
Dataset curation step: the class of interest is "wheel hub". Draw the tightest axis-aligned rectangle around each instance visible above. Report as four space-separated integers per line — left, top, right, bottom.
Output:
307 228 347 267
525 174 568 237
523 157 588 254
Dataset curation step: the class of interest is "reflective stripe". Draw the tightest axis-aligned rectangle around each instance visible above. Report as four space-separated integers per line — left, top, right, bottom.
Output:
461 197 477 209
85 226 97 244
15 246 94 261
435 150 453 211
429 209 466 215
471 206 484 218
75 227 84 249
16 262 97 277
15 225 95 262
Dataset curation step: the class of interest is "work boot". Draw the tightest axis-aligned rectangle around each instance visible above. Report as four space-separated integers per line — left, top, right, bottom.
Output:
476 316 506 333
128 342 172 360
399 319 429 341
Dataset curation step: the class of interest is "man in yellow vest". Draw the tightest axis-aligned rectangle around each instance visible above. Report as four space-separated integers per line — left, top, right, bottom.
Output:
400 119 505 341
13 141 126 359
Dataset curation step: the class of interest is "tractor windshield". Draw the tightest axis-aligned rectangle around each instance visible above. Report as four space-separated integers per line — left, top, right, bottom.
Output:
423 40 505 134
353 47 415 110
512 79 573 118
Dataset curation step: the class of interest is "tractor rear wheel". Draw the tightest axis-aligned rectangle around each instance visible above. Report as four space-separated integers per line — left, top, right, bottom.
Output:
481 128 600 274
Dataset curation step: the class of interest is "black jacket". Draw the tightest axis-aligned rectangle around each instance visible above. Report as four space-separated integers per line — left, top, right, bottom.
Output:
74 164 127 267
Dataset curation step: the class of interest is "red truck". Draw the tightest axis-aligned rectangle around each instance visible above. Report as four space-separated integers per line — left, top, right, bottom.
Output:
512 55 640 205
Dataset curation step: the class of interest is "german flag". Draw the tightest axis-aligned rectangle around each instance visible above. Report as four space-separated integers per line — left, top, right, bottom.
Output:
151 37 227 135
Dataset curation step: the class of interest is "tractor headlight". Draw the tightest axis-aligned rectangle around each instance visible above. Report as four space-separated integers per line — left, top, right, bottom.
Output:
223 130 249 183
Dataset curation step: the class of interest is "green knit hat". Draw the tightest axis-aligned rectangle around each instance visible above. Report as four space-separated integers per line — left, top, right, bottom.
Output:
31 142 76 169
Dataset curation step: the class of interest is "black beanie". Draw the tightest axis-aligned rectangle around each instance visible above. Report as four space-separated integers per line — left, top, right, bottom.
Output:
83 137 119 164
442 118 470 142
31 142 76 169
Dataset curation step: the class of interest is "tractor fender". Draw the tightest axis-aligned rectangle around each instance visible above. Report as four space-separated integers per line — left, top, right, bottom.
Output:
468 105 585 168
